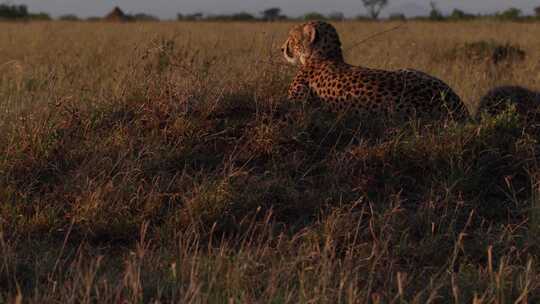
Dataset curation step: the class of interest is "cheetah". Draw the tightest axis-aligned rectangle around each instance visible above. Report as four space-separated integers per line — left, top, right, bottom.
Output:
281 21 470 120
477 85 540 121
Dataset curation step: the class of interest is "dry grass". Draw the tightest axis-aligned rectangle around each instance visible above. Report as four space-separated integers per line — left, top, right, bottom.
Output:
1 20 540 303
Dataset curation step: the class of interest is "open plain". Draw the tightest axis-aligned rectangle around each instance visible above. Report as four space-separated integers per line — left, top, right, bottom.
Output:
1 21 540 303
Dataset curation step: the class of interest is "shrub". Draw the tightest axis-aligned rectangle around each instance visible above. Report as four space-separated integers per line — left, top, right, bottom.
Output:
327 12 345 21
496 7 522 20
304 12 326 20
388 13 406 21
449 9 476 20
29 12 51 21
58 14 80 21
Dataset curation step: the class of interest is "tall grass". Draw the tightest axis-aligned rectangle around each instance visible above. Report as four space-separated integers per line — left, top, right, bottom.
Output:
1 21 540 303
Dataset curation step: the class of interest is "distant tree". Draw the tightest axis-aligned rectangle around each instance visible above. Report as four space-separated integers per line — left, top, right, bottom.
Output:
327 11 345 21
497 7 521 20
429 1 445 21
304 12 326 20
0 4 29 19
86 16 102 22
230 12 256 21
132 13 159 21
183 12 204 21
449 9 465 19
449 9 475 20
361 0 388 19
206 12 256 21
58 14 80 21
388 13 406 21
535 6 540 17
261 7 282 21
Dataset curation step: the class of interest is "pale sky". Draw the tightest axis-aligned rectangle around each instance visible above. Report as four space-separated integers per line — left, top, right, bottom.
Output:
11 0 540 19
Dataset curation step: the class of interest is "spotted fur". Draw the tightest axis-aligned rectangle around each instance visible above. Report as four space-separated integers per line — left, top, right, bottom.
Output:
281 21 469 120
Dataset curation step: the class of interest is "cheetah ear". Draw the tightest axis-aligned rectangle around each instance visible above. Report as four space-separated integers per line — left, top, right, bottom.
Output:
303 23 318 45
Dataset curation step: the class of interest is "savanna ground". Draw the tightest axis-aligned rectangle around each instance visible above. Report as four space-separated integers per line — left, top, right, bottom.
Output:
1 20 540 303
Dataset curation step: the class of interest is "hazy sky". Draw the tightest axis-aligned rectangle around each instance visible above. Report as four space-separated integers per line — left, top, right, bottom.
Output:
11 0 540 19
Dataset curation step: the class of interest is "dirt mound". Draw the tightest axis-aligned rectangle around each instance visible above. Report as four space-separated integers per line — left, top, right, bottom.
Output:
104 6 129 22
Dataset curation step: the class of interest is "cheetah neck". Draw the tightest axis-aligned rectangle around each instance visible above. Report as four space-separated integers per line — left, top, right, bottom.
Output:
305 57 348 69
305 48 344 66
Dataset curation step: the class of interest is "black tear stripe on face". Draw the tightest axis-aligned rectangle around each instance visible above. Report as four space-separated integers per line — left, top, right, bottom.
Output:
312 29 320 45
285 40 294 58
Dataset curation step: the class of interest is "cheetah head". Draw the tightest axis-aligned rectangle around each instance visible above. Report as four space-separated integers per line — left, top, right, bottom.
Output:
281 21 344 66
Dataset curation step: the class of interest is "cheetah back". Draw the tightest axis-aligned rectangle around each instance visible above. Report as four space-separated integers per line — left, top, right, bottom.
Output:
306 64 468 120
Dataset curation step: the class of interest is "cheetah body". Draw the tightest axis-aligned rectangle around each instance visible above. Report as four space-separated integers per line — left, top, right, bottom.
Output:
282 21 469 120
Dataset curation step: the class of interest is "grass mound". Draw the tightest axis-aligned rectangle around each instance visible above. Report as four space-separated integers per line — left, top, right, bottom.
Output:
2 85 540 302
437 40 526 65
